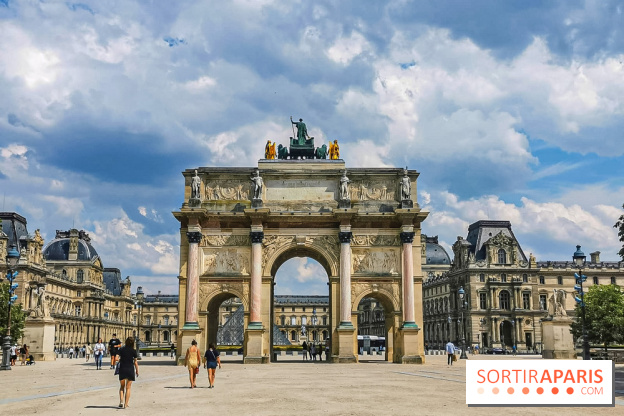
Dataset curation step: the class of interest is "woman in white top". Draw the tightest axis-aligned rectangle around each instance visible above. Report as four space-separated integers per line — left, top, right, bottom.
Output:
94 338 106 370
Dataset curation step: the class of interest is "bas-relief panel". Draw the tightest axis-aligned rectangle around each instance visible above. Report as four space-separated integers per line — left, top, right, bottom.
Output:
351 235 400 247
265 179 336 201
349 180 396 201
201 248 250 276
352 248 400 275
204 181 250 201
201 235 250 247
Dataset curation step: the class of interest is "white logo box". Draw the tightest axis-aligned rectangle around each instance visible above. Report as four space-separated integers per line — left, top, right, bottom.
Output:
466 360 614 406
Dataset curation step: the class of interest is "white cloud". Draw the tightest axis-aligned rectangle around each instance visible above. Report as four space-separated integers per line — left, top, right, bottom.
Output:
327 31 371 65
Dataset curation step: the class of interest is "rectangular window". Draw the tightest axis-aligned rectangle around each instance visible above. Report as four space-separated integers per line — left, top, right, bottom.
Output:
593 276 598 285
479 293 487 310
75 306 81 316
77 291 82 297
479 273 485 282
146 316 151 325
164 316 169 325
611 276 616 285
539 276 545 284
522 274 528 283
302 316 307 325
133 315 137 325
539 294 547 310
522 292 530 309
323 316 327 325
291 316 296 325
501 274 507 283
557 276 563 285
292 307 295 312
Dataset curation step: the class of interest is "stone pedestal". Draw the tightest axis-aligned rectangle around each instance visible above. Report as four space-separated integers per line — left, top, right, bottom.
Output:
338 199 351 209
396 326 424 364
332 326 357 363
244 327 268 363
251 198 263 208
23 318 56 361
541 318 576 359
177 328 202 365
400 200 413 209
188 198 201 207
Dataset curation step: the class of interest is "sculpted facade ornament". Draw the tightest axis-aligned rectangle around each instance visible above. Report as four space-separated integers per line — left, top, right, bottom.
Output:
250 169 263 200
203 248 250 275
204 181 250 201
400 232 415 244
349 181 395 201
351 235 400 247
548 289 567 318
488 231 513 246
352 249 399 275
187 231 202 244
201 235 251 247
339 170 350 201
190 170 202 200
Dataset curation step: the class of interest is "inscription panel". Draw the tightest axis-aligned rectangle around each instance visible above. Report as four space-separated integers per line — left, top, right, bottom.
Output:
265 179 336 201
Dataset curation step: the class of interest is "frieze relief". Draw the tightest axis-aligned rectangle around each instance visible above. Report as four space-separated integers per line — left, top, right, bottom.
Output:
204 181 250 201
348 180 396 201
201 235 251 247
202 248 250 275
351 235 400 247
352 248 399 275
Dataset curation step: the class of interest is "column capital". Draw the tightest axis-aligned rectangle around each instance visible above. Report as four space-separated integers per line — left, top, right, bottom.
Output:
338 231 352 244
186 231 202 244
250 231 265 244
400 231 415 244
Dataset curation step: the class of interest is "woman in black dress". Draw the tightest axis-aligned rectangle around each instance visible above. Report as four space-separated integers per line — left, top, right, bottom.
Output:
116 337 139 409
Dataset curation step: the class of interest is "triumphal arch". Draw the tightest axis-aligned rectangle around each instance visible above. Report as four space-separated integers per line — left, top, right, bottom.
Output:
173 156 428 364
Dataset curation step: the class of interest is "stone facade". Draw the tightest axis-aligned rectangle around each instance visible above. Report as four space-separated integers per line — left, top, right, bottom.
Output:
0 213 136 360
423 220 624 353
137 292 179 346
173 159 428 364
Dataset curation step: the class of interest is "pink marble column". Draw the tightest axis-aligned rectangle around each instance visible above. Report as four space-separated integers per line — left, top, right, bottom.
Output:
400 232 417 327
249 231 264 328
338 231 353 327
184 231 202 328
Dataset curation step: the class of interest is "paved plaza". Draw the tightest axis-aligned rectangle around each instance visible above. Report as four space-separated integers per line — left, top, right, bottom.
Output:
1 354 622 415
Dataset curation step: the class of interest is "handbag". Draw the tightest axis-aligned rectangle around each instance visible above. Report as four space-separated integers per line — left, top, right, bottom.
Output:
114 362 120 375
194 367 199 375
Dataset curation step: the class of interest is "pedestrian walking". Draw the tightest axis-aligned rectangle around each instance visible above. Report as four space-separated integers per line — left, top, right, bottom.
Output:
445 341 456 366
302 341 308 361
203 343 222 388
85 342 93 361
10 344 17 366
116 337 139 409
94 338 106 369
170 343 175 359
310 344 316 361
69 347 74 359
109 334 122 369
184 339 201 388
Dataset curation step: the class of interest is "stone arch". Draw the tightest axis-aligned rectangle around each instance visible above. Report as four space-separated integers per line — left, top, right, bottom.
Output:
202 290 247 349
265 239 339 278
352 288 400 362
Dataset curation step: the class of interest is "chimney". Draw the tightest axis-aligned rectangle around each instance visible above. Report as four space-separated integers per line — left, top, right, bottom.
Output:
68 229 79 261
590 251 600 264
158 290 161 296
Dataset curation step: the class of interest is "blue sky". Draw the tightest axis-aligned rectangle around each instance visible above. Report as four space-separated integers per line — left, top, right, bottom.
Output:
1 1 623 296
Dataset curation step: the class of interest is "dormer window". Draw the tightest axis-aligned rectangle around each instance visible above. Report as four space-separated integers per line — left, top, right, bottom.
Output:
497 249 507 264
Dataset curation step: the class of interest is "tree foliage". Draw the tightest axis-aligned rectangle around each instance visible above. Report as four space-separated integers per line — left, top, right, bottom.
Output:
615 203 624 260
0 283 26 344
571 284 624 350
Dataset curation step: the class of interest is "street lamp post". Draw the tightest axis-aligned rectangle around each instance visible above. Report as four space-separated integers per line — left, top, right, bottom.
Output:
573 245 591 360
135 287 144 360
458 287 468 359
2 245 21 371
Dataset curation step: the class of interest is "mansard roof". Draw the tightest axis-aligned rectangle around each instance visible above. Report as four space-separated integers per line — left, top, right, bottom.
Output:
466 220 527 262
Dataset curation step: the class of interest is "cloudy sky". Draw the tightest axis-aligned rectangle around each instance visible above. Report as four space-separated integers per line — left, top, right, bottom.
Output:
1 0 623 296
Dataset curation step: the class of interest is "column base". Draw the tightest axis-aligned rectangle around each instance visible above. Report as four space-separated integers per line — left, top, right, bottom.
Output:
541 318 576 359
331 326 357 363
182 322 200 330
395 326 424 364
22 318 56 362
177 328 203 365
244 327 268 364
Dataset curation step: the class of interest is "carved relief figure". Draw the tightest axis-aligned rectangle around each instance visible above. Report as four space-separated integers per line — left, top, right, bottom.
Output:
191 170 201 200
352 250 398 274
400 168 411 200
203 249 250 275
348 181 395 201
250 169 263 200
339 170 350 200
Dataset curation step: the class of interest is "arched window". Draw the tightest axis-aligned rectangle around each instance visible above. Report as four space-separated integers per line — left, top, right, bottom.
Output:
497 249 507 264
499 290 510 310
77 270 84 284
557 276 563 285
323 330 329 340
144 330 151 342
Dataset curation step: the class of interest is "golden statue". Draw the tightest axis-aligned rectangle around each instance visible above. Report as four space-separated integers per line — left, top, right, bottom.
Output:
265 140 276 159
329 139 340 160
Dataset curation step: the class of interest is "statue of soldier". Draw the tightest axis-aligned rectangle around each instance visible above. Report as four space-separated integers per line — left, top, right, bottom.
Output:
290 116 309 145
400 168 411 200
340 170 350 200
250 169 263 200
191 170 201 200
